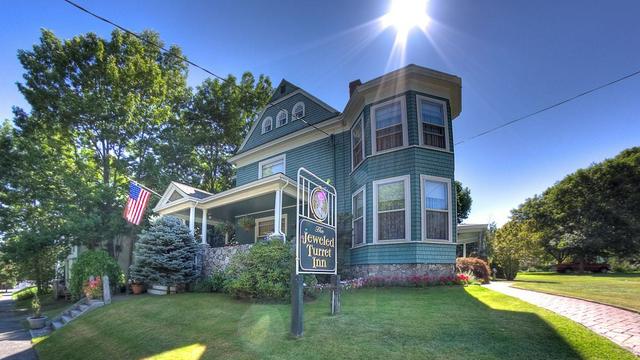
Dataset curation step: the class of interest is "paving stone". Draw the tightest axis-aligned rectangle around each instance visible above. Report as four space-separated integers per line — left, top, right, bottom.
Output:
485 282 640 357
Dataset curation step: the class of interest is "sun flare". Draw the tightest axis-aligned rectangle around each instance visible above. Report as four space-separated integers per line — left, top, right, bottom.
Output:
382 0 431 43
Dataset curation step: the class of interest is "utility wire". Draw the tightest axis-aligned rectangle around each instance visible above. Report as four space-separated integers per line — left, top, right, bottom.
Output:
455 68 640 145
62 0 330 137
65 0 639 146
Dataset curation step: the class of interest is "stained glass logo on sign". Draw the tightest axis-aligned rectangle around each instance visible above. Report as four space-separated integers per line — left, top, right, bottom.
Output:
309 186 328 222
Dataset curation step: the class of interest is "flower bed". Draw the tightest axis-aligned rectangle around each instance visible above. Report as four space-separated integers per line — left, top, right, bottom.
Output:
313 272 478 292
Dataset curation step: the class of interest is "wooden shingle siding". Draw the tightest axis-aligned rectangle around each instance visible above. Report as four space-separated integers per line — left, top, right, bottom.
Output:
241 92 338 153
351 242 456 264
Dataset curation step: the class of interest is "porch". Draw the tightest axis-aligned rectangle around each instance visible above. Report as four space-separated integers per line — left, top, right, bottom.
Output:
153 174 298 247
456 224 488 258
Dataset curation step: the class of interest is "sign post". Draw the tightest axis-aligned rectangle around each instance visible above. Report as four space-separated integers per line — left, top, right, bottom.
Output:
292 168 338 337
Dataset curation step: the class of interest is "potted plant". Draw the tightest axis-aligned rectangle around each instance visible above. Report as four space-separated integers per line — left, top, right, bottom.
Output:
130 280 144 295
237 216 254 232
27 294 47 329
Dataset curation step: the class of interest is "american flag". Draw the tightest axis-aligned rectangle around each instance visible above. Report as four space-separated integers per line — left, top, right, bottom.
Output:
123 182 151 225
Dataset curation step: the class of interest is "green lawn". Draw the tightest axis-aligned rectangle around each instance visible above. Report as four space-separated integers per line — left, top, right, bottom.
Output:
513 272 640 312
34 287 635 360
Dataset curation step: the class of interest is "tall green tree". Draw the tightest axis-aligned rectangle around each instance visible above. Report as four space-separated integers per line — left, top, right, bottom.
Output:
455 180 472 224
14 28 190 251
162 73 271 193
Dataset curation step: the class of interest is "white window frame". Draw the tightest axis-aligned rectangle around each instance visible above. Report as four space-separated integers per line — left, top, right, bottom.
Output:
276 109 288 127
261 117 273 134
292 101 305 120
350 115 365 171
370 96 408 156
258 154 286 179
351 186 366 248
254 214 288 242
372 175 411 243
417 95 450 152
420 175 453 243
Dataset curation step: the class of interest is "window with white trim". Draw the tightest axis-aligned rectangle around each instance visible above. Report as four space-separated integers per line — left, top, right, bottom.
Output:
258 155 285 178
261 117 273 134
352 188 365 247
292 102 305 120
371 98 406 153
254 215 287 242
276 109 288 127
374 176 410 242
422 176 451 241
418 96 448 149
351 116 364 169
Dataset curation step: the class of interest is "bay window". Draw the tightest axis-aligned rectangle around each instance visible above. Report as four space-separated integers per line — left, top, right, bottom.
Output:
352 187 365 247
371 97 407 154
421 175 451 242
351 115 364 169
418 96 448 150
373 176 410 242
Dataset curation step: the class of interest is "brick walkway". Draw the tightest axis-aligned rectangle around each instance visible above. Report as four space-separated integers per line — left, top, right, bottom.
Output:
485 281 640 357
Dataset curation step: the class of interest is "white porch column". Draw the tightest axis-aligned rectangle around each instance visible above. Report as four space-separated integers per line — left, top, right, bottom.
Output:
274 189 283 235
189 205 196 237
201 209 208 245
463 243 467 258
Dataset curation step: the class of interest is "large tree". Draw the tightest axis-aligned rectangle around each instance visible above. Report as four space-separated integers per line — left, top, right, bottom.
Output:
455 180 472 224
14 28 190 251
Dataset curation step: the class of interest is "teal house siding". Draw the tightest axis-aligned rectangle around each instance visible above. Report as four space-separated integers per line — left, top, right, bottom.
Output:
240 86 339 153
351 243 456 264
228 66 463 275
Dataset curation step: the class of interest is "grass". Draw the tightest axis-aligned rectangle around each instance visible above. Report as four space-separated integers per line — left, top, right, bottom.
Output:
513 272 640 312
34 286 636 360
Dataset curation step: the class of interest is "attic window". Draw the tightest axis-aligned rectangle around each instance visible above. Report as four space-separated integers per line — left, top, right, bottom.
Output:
262 117 273 134
292 102 305 120
280 85 286 94
276 110 288 127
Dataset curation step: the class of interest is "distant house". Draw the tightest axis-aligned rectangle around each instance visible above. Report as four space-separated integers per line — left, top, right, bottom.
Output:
154 64 483 278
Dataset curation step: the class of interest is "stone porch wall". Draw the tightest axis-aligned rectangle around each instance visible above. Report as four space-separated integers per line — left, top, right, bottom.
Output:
347 263 455 279
202 244 253 276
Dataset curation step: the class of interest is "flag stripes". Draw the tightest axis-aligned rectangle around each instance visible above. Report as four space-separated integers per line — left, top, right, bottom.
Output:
124 183 151 225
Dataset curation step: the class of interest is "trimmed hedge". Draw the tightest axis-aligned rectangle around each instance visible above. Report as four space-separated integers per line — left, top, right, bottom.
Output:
456 257 491 284
12 286 38 301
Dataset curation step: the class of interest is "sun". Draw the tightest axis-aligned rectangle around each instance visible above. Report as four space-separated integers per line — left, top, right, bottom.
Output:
382 0 431 43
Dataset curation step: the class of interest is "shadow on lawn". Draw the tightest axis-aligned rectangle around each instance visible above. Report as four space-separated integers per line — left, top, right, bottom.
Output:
32 289 601 360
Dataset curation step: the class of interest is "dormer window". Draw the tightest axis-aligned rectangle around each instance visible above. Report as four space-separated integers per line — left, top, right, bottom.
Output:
292 102 305 120
276 110 288 127
261 117 273 134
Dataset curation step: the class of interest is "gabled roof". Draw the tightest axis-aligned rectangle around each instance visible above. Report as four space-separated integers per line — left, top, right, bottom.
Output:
237 79 339 154
153 181 212 212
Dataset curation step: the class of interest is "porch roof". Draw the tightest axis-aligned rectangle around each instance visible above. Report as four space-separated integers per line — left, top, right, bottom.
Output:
153 174 297 216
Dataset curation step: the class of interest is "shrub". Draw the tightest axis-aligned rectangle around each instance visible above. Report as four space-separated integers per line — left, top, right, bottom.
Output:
456 257 491 284
610 259 639 273
224 240 293 300
70 250 122 298
192 271 227 293
129 216 198 286
12 286 38 301
32 293 41 318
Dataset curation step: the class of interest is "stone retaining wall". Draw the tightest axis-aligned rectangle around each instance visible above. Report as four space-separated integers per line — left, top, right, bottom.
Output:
347 263 455 279
201 244 253 276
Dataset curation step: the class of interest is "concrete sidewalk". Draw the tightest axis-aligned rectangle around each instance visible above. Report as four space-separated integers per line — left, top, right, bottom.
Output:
0 290 37 360
485 281 640 357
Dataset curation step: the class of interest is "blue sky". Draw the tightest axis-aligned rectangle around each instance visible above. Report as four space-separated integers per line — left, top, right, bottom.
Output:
1 0 639 225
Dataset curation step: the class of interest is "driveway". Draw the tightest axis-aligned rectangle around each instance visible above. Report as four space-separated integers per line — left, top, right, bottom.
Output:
0 290 37 360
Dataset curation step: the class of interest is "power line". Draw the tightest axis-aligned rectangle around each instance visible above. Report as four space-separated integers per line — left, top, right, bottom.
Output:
455 68 640 145
62 0 330 137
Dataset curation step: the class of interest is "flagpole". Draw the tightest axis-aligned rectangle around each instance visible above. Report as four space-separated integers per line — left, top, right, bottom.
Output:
126 177 163 198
